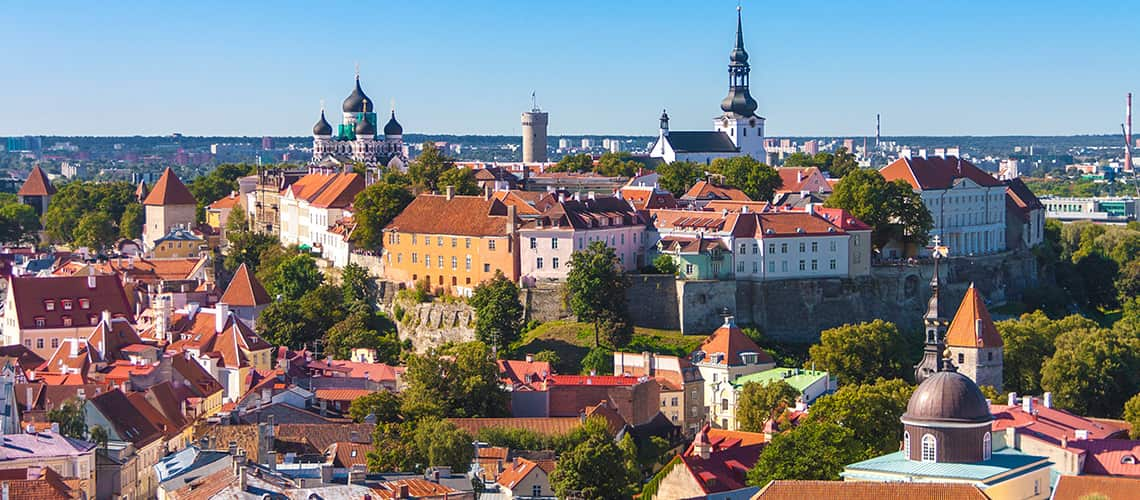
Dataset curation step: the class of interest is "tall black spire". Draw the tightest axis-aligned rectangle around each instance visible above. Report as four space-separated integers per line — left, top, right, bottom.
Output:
915 252 949 383
721 6 758 117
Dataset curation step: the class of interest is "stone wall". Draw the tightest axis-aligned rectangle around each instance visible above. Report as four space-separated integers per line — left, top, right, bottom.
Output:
626 275 681 330
523 282 573 323
376 285 477 352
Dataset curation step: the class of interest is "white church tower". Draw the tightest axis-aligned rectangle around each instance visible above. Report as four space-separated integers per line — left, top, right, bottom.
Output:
713 6 765 161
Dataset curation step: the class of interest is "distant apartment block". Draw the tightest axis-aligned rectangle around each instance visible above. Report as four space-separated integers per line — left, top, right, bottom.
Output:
1042 196 1139 222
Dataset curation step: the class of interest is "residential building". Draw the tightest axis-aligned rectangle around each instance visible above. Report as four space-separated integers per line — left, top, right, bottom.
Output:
151 227 207 259
879 154 1007 257
16 166 55 216
474 166 520 192
499 355 553 418
496 457 555 499
0 429 97 498
842 367 1051 500
1 274 134 358
143 168 197 251
613 351 704 434
1004 178 1045 250
206 191 242 242
1041 196 1138 222
518 195 647 282
310 75 407 169
775 167 831 196
277 170 364 260
382 191 519 296
647 425 766 499
541 374 661 425
680 180 751 208
650 9 765 164
247 167 308 236
691 317 775 430
945 284 1003 391
0 467 86 500
164 303 274 402
617 185 678 211
87 389 166 499
153 446 232 500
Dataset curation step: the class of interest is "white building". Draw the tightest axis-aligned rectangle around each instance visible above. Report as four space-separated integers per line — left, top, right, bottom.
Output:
519 194 647 282
650 9 765 165
691 317 776 430
880 154 1007 257
277 169 364 264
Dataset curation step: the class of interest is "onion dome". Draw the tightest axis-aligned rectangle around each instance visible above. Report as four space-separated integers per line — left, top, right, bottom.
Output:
355 114 376 136
342 76 373 113
384 110 403 136
721 89 758 116
903 371 993 425
313 110 332 136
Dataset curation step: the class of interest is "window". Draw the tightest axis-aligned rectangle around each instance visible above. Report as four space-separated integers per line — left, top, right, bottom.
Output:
853 235 860 246
799 260 806 271
533 485 542 497
412 234 418 245
829 259 836 270
811 260 818 270
425 254 431 268
752 244 758 254
451 257 457 270
988 352 994 361
958 353 965 364
903 431 910 454
438 256 444 268
740 243 747 253
685 264 693 275
621 234 625 245
768 243 775 254
830 240 837 252
781 261 788 272
983 432 992 460
811 242 818 252
437 236 443 246
781 243 788 253
921 434 937 462
721 399 728 411
62 300 73 311
537 258 544 269
412 253 418 264
465 256 472 271
489 240 496 250
552 257 559 269
36 338 44 349
767 261 775 272
737 262 744 273
465 238 471 248
483 263 491 272
530 237 537 249
799 242 806 252
51 338 59 349
752 262 758 273
397 253 402 264
671 397 678 406
44 300 55 311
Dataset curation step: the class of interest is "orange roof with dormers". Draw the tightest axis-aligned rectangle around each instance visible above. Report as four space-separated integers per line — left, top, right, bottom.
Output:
497 458 544 491
17 166 56 196
143 167 197 206
385 194 515 237
945 283 1003 348
220 263 271 306
208 192 241 210
879 155 1004 191
682 180 752 201
492 190 543 215
310 173 364 209
692 317 772 366
282 172 336 201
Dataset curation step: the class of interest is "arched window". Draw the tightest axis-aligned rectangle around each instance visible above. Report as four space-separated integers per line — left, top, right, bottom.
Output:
1122 455 1136 464
921 434 937 462
903 431 910 454
983 432 992 460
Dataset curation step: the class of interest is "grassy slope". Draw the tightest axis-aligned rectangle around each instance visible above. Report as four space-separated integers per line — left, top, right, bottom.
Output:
511 320 706 374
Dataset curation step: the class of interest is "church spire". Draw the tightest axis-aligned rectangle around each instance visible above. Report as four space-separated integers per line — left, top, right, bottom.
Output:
915 249 950 383
721 6 758 117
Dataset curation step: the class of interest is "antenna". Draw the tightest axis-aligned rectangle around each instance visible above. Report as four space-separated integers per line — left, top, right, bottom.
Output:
531 91 539 112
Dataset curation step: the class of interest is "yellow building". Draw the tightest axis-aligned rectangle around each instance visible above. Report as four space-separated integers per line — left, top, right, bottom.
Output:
151 227 208 259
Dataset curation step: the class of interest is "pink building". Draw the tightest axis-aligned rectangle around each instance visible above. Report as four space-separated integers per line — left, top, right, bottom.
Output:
519 194 648 282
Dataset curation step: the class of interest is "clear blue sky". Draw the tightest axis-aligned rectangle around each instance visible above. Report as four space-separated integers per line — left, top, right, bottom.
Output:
2 1 1135 137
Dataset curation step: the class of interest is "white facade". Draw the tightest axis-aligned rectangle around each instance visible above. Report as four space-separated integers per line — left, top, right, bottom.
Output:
714 113 765 161
520 225 646 281
921 179 1007 256
734 235 851 280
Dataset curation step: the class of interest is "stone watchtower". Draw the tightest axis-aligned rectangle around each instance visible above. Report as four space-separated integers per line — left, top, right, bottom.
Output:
945 283 1004 391
521 96 548 163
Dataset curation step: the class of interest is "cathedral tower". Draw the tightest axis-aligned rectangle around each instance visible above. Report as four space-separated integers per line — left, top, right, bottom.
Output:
713 7 765 161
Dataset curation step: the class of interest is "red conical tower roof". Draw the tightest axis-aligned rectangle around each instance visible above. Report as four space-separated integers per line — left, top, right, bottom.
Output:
17 166 55 196
143 168 196 206
945 283 1003 348
220 263 272 307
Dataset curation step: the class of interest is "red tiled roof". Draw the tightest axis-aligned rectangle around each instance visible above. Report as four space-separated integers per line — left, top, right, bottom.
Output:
208 192 241 210
775 167 830 194
752 212 846 238
17 166 56 196
219 263 271 306
1052 475 1140 500
703 200 771 213
945 284 1003 348
326 441 374 468
0 467 76 500
694 318 772 366
498 359 552 389
991 399 1128 444
143 167 196 206
879 155 1003 191
372 478 460 500
385 194 515 237
282 172 336 201
813 207 873 231
1066 439 1140 476
7 274 133 330
682 180 751 201
545 374 641 386
94 257 206 285
89 389 163 447
755 480 990 500
492 190 543 216
274 423 374 453
448 417 582 437
618 186 679 210
310 173 364 209
680 425 765 493
314 388 376 402
1005 177 1044 221
497 458 542 490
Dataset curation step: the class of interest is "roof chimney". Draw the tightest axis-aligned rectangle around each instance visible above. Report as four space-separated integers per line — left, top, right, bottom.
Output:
446 185 455 200
506 205 517 235
1007 392 1017 407
25 387 32 412
1043 392 1053 409
101 309 112 326
1022 395 1033 414
796 170 803 183
525 353 533 363
398 484 409 499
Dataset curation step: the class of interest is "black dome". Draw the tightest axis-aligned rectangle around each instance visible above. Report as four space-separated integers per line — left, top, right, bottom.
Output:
313 111 332 136
730 47 749 64
721 89 758 116
342 77 373 113
384 111 403 136
355 115 375 136
903 371 993 424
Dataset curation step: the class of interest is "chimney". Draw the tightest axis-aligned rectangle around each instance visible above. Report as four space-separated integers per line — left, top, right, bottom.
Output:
101 309 111 326
25 387 32 412
267 450 277 471
588 191 596 200
50 422 59 434
525 353 533 363
1007 392 1017 407
1022 395 1033 414
69 338 79 357
506 205 517 235
741 205 749 214
642 351 652 375
215 303 229 333
87 275 97 289
1043 392 1053 408
446 185 455 200
398 484 409 499
796 170 803 183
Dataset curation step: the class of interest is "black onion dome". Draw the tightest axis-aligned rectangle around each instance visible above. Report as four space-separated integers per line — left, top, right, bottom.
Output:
342 77 373 113
355 114 376 136
721 89 758 116
903 371 993 424
384 111 403 136
313 110 333 136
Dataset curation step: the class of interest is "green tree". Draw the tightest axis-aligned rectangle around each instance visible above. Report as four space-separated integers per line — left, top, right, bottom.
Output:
807 320 911 385
469 271 524 355
256 300 313 349
565 241 629 347
1123 393 1140 439
550 416 637 500
323 311 400 363
408 142 457 193
532 350 560 366
73 212 117 251
188 163 254 221
348 390 402 424
549 154 594 173
996 312 1098 395
825 169 932 250
88 425 109 451
368 422 421 472
651 254 679 275
266 253 324 301
340 262 379 311
351 181 414 251
1116 260 1140 302
223 230 279 274
1041 326 1140 417
1074 251 1119 310
782 152 816 167
599 310 633 348
401 342 508 420
0 202 42 245
595 152 641 177
654 160 704 195
708 156 782 202
118 202 143 239
736 380 801 432
47 399 88 440
827 147 859 177
806 378 914 456
42 181 135 245
580 347 615 375
412 418 476 472
225 204 250 234
438 167 481 195
747 421 866 486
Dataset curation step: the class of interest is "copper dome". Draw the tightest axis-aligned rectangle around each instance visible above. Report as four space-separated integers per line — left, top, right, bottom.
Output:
903 371 992 424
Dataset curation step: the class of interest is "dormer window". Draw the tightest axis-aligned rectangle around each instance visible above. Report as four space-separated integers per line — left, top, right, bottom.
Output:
35 317 45 328
88 315 98 325
1123 455 1137 464
79 298 90 309
62 316 72 327
62 300 73 311
44 300 55 311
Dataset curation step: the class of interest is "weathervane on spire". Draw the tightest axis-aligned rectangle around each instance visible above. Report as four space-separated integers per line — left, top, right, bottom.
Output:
390 98 396 113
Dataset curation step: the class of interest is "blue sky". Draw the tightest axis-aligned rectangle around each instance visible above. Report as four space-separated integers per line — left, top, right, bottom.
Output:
1 1 1135 137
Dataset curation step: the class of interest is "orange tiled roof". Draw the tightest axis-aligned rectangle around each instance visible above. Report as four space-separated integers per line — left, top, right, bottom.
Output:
314 388 376 402
143 167 196 206
682 180 751 201
219 263 271 306
326 441 374 468
385 194 514 237
879 155 1003 191
372 478 460 500
208 192 241 210
694 318 772 366
945 284 1003 348
17 166 56 196
492 190 543 215
448 417 582 437
310 173 364 209
1052 475 1140 500
497 458 541 490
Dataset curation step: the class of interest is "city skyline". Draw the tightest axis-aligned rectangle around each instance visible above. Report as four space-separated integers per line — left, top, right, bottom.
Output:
2 0 1136 137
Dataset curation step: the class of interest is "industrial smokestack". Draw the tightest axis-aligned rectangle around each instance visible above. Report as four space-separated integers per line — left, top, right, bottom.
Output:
1127 93 1133 172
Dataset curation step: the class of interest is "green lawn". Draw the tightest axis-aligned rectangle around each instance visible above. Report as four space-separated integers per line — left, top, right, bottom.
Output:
511 320 706 374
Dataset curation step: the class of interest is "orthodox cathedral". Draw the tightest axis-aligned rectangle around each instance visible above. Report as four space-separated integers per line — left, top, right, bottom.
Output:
311 73 408 170
650 7 766 164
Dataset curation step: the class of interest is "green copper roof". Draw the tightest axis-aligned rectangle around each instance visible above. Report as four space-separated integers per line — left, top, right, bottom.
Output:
731 367 830 393
842 449 1051 484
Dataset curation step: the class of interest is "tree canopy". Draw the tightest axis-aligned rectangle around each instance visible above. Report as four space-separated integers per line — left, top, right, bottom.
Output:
469 271 524 355
265 253 324 301
187 163 255 221
42 181 136 246
807 320 913 385
747 421 867 486
784 147 859 178
736 380 800 432
707 156 782 202
351 180 415 252
73 212 117 251
0 201 41 245
47 399 88 440
806 378 914 456
996 312 1098 395
1040 326 1140 417
565 241 631 347
549 416 638 500
654 160 704 197
824 169 932 250
400 342 508 420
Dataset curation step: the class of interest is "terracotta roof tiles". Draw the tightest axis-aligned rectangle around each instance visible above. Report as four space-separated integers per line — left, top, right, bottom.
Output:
755 480 990 499
7 274 133 330
219 263 271 306
945 284 1003 348
694 318 772 366
682 180 752 201
17 166 56 196
143 167 197 206
879 155 1003 191
310 172 364 209
1051 475 1140 500
385 194 514 237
